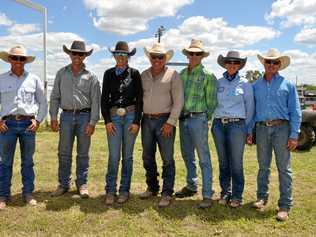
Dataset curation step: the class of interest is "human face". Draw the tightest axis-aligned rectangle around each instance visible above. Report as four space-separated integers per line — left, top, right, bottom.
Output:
187 51 203 69
264 59 281 76
8 55 26 74
113 52 129 68
224 60 241 76
150 53 166 74
70 51 86 66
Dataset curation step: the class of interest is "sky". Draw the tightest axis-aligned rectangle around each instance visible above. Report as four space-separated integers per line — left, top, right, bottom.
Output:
0 0 316 95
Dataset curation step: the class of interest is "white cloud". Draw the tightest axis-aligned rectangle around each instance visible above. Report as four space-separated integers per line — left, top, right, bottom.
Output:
294 28 316 46
0 12 13 26
83 0 193 35
8 23 40 35
265 0 316 28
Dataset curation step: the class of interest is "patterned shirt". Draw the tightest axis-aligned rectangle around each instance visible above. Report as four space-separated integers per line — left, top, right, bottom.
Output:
0 70 47 122
180 64 217 120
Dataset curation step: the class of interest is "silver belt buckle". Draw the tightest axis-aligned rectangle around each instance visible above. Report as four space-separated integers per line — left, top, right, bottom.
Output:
221 118 229 124
265 120 273 127
116 108 126 116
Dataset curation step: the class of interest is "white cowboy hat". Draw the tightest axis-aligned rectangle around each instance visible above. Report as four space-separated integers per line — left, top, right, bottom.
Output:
0 45 35 63
182 39 209 58
144 43 174 62
217 51 247 70
257 48 290 70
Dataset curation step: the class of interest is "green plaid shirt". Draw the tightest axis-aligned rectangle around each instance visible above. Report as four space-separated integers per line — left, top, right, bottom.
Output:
180 64 217 120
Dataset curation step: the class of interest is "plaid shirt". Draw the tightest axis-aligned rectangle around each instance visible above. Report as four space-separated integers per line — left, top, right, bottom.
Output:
180 64 217 120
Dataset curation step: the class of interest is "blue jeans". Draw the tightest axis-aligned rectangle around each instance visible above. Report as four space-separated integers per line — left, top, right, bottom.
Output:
211 119 246 201
105 112 138 195
179 113 213 198
58 112 91 189
0 119 35 199
256 122 293 211
141 115 175 196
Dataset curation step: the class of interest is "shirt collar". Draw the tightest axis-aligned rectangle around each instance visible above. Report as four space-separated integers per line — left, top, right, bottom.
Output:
264 72 280 83
66 63 86 75
9 70 28 78
115 65 128 76
223 71 239 81
187 63 203 75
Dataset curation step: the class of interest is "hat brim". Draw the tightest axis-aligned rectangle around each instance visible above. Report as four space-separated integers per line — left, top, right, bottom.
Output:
257 54 290 71
217 55 247 70
144 47 174 62
63 45 93 56
0 51 35 64
109 47 136 57
182 48 209 58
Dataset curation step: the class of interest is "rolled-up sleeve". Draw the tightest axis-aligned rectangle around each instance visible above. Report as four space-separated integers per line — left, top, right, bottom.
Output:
167 72 184 126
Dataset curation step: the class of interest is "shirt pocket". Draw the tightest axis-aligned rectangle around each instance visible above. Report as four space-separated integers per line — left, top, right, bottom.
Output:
21 87 36 104
77 78 91 93
0 85 16 104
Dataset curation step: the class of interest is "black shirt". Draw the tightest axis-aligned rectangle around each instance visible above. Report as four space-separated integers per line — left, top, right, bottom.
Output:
101 66 143 124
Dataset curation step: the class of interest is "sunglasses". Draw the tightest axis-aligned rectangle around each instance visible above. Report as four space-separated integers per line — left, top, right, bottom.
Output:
265 60 280 65
150 54 165 60
188 52 203 56
9 55 27 62
225 60 241 65
113 52 129 57
71 52 86 57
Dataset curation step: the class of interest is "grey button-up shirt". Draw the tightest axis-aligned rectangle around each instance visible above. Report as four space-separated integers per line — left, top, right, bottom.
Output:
141 67 184 126
49 64 101 125
0 70 48 122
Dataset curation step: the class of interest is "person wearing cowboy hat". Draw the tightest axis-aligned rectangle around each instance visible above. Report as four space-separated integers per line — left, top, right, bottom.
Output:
211 51 254 208
50 40 101 198
139 42 184 208
0 45 47 210
250 48 301 221
101 41 143 205
174 39 217 209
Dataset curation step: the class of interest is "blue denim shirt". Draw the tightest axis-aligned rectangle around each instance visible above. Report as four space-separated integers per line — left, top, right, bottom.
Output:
0 70 47 122
253 73 302 139
214 72 255 134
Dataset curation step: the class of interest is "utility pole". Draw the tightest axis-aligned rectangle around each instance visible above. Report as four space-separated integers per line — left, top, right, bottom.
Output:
155 26 165 43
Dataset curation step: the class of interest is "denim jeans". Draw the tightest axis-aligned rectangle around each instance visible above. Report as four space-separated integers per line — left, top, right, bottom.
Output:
0 119 35 199
211 119 246 201
58 111 91 189
141 115 175 196
105 112 137 195
256 122 293 211
179 113 213 198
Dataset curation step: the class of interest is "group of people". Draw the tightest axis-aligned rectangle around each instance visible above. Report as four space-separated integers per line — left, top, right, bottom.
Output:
0 38 301 222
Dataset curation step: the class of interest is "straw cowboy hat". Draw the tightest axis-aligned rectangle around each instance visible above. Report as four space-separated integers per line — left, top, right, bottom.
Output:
217 51 247 70
257 48 290 70
0 45 35 63
63 40 93 56
144 43 174 62
182 39 209 58
109 41 136 56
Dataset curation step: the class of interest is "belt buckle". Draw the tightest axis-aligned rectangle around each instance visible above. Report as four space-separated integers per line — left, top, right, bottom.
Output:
221 118 229 124
15 115 23 120
265 120 273 127
116 108 126 116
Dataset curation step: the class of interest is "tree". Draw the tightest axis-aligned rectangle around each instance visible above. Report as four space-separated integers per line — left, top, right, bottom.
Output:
245 70 263 83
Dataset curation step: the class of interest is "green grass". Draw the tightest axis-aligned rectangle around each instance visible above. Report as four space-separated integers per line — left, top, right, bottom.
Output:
0 124 315 237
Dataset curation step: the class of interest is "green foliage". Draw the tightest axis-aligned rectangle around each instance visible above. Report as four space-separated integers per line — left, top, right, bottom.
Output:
245 70 263 83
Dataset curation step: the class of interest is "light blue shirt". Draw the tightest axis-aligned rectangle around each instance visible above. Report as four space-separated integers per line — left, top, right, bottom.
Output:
214 72 255 134
253 73 302 139
0 70 47 122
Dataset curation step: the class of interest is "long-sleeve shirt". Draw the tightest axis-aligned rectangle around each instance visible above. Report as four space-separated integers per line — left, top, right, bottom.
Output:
101 66 143 125
49 64 101 125
141 67 184 126
214 72 255 134
180 64 217 120
0 70 47 122
253 73 302 139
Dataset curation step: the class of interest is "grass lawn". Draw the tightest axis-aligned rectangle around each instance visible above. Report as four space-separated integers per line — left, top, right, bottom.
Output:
0 124 315 237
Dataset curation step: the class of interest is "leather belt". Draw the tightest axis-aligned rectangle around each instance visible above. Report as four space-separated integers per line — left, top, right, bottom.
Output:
143 113 170 119
179 112 205 120
63 108 91 113
216 118 244 124
110 105 135 116
257 119 288 127
2 114 35 121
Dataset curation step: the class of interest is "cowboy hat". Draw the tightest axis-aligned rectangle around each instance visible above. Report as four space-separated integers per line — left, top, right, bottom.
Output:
217 51 247 70
109 41 136 56
144 43 174 62
257 48 290 70
0 45 35 64
63 40 93 56
182 39 209 58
